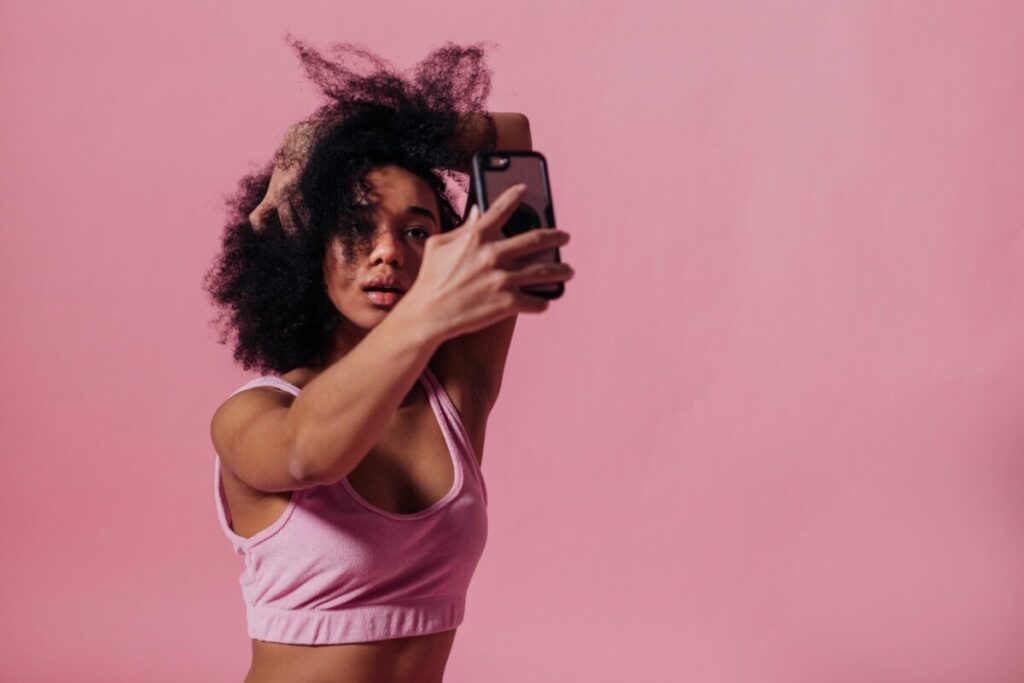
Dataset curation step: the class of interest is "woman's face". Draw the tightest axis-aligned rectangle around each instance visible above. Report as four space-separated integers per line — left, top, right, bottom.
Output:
322 164 443 345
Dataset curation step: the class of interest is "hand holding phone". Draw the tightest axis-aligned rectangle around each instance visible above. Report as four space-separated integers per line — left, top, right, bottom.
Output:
470 150 566 299
404 182 572 342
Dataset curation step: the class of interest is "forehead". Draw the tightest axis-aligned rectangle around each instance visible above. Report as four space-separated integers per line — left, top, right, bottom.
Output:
357 165 439 218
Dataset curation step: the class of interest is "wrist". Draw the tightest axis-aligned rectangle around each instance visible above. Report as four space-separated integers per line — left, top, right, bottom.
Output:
390 289 449 349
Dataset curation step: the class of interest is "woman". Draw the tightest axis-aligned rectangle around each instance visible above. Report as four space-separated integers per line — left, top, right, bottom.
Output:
204 39 574 682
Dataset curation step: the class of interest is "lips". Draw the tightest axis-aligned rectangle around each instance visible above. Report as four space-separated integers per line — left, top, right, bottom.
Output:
364 289 403 307
361 273 408 308
362 274 407 291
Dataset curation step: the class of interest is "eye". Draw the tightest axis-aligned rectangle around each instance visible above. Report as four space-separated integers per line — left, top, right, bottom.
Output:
406 226 431 240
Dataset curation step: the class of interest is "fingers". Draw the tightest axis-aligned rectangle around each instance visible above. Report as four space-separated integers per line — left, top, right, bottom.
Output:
249 201 271 231
276 120 321 168
249 197 304 235
498 260 574 316
491 226 570 265
250 120 321 233
514 291 551 314
506 260 575 290
278 198 302 235
250 163 304 234
468 184 529 238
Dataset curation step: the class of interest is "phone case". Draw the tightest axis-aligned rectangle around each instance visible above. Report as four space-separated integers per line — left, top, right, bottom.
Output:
470 150 563 299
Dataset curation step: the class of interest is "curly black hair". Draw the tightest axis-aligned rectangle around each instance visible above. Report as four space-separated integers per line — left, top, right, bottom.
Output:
203 37 499 375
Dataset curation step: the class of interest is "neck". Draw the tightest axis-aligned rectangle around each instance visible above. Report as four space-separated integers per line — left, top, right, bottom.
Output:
316 317 367 368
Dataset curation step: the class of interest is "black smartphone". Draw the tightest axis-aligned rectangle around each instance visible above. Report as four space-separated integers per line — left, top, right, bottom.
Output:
469 150 563 300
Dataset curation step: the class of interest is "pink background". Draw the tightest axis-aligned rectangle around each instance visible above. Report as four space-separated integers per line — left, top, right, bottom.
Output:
2 1 1023 681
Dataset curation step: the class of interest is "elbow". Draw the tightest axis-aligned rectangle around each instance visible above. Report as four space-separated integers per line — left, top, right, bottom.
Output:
509 112 530 132
512 114 532 149
288 431 356 487
288 434 332 486
496 113 532 150
287 448 321 486
286 420 330 486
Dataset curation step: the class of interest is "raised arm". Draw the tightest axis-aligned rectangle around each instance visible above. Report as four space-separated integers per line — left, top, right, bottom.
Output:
432 112 534 413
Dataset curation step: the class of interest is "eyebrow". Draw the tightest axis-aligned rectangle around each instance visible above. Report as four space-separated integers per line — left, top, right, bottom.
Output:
353 199 438 226
406 205 438 225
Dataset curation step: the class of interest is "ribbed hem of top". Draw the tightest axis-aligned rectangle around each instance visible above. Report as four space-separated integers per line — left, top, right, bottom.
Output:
246 594 466 645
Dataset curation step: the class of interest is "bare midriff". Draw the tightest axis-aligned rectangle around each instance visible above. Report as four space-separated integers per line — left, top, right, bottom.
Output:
244 628 457 683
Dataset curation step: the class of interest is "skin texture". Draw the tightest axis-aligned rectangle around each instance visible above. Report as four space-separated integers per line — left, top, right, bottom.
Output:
244 629 458 683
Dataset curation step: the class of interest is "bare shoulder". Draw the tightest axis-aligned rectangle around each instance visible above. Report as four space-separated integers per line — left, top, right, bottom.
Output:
211 383 293 439
210 376 302 494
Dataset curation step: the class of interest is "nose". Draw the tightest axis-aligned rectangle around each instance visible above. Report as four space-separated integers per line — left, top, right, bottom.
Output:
368 227 403 267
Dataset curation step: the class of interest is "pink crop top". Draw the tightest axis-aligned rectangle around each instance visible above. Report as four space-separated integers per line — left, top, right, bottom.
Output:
213 366 488 645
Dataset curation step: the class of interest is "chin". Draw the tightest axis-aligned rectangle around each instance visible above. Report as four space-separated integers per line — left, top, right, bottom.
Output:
358 307 393 326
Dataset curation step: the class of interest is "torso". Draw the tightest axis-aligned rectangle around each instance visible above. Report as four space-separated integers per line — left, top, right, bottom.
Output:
219 359 490 683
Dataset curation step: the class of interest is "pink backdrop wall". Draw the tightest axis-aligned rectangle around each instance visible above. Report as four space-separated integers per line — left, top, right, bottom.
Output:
2 1 1022 681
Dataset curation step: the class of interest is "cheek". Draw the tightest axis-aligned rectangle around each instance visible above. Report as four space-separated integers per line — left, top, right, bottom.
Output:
324 243 360 288
323 264 358 301
328 270 358 295
410 252 424 274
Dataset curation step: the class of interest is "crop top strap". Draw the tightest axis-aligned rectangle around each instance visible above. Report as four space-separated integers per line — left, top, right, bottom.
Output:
419 365 488 505
229 376 301 398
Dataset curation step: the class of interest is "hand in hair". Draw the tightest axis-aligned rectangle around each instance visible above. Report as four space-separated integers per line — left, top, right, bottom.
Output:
248 120 321 233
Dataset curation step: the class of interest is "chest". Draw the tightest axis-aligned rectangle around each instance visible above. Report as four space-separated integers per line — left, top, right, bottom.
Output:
344 399 458 515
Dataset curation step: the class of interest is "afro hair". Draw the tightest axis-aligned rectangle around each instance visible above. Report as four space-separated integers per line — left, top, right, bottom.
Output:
202 37 499 374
